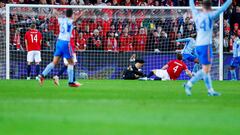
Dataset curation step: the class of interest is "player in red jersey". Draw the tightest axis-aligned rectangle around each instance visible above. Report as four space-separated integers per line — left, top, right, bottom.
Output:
52 27 80 86
146 53 192 80
24 23 42 80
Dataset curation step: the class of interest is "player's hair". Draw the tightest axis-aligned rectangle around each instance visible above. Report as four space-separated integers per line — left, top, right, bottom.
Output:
30 23 36 29
135 59 145 64
176 53 183 60
202 0 212 10
66 9 73 18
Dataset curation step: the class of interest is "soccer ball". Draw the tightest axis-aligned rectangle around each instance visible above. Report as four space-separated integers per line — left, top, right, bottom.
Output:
78 72 88 80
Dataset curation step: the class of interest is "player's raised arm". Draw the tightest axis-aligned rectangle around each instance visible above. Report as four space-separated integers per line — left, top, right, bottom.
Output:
210 0 232 19
176 38 191 43
189 0 198 15
73 11 84 23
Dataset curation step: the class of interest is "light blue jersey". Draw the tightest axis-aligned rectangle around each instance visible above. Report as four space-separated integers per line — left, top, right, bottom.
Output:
190 0 232 46
176 38 196 54
233 38 240 58
58 17 73 41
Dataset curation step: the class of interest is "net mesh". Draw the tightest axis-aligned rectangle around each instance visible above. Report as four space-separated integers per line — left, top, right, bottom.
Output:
0 11 6 79
6 6 220 80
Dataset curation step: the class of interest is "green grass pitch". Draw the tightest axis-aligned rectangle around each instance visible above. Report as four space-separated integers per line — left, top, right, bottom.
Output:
0 80 240 135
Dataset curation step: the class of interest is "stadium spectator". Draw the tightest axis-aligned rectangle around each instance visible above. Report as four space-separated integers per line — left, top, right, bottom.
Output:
133 27 147 51
146 0 154 6
76 31 87 51
87 29 103 50
224 34 230 52
70 0 85 5
13 29 22 50
233 23 239 36
105 31 118 51
119 27 133 52
0 1 5 16
112 0 119 6
95 0 107 6
108 23 120 38
147 30 160 52
159 30 170 51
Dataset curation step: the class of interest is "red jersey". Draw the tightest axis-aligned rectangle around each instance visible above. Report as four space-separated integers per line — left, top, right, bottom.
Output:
105 38 118 51
25 29 42 51
77 38 87 50
119 34 133 52
13 32 21 50
70 29 79 52
167 60 188 80
133 34 147 51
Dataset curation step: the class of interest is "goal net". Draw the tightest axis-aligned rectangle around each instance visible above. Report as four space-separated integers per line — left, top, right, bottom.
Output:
2 4 223 80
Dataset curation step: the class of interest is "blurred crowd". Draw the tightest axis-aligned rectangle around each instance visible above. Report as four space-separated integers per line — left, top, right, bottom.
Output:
0 0 239 52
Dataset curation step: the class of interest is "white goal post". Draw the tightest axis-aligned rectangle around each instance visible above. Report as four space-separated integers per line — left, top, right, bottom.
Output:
4 4 223 80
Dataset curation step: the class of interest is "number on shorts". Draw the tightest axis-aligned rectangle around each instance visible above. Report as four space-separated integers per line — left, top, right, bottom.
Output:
30 34 38 43
173 66 179 73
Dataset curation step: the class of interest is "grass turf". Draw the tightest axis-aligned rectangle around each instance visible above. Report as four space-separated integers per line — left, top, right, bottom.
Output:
0 80 240 135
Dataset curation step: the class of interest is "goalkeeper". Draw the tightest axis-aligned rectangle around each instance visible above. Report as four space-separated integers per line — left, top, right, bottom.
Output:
122 59 145 80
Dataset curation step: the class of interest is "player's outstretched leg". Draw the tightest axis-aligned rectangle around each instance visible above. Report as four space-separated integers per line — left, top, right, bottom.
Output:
147 71 155 78
192 63 200 75
38 63 55 85
39 57 60 85
184 69 204 96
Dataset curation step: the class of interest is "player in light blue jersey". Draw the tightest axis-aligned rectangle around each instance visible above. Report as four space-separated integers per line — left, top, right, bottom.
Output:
229 33 240 80
176 37 200 74
39 9 82 87
184 0 232 96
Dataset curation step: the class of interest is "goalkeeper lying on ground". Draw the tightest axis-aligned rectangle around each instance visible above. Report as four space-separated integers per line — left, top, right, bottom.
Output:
122 59 146 80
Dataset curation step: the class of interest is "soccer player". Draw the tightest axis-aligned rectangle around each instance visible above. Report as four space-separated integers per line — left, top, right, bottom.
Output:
147 53 192 80
184 0 232 96
176 37 200 74
25 23 42 80
52 27 79 86
39 9 82 87
229 33 240 80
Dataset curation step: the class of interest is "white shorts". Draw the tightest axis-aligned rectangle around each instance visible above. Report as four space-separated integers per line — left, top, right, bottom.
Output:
27 51 41 63
153 69 170 81
63 53 77 65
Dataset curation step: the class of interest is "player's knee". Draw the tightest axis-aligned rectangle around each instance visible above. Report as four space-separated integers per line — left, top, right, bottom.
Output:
67 59 74 65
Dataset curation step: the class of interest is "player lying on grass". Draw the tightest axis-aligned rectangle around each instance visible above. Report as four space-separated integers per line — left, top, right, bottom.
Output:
39 9 82 87
122 59 145 80
145 53 192 81
52 27 79 86
176 37 200 75
229 33 240 80
184 0 232 96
